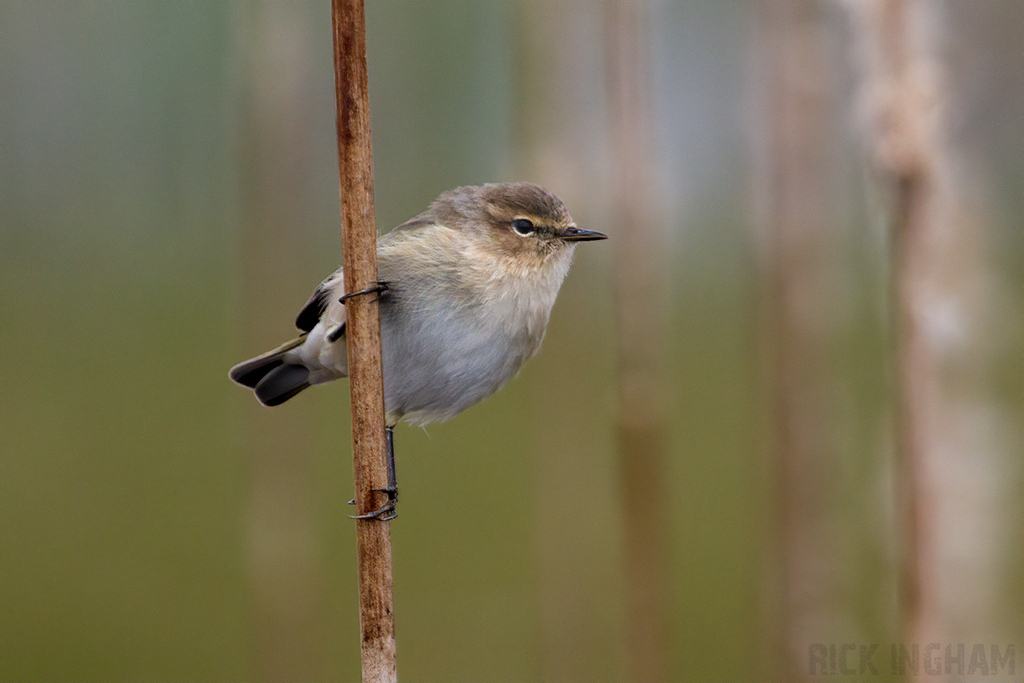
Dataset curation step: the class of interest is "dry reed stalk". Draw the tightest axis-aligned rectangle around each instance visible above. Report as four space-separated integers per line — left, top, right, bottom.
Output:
606 1 670 682
331 1 396 681
753 1 842 680
846 0 951 675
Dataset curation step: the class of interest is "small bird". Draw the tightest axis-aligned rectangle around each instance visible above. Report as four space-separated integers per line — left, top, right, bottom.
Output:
230 182 606 518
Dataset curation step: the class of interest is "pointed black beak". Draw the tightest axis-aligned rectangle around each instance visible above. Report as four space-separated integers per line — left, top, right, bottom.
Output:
558 226 608 241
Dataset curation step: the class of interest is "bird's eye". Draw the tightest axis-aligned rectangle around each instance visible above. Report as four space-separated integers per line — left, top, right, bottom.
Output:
512 218 535 235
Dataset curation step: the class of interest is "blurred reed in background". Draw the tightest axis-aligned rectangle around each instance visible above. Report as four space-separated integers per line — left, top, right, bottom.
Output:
1 2 1021 682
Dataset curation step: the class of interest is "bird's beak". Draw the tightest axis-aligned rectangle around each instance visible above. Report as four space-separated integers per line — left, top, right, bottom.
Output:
557 226 608 241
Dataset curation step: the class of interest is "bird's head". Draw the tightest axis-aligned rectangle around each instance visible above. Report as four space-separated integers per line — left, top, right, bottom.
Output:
431 182 607 268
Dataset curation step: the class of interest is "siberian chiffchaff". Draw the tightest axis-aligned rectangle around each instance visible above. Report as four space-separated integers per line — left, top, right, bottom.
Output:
229 182 606 517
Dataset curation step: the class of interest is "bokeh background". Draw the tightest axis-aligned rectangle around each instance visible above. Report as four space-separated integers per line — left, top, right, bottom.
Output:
2 2 1021 682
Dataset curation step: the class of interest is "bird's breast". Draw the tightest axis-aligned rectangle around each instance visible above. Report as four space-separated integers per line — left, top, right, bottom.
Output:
377 281 554 425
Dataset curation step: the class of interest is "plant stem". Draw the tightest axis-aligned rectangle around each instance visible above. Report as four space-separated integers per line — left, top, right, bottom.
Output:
331 1 396 681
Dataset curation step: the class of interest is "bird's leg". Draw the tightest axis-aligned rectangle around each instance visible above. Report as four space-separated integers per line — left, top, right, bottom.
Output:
338 281 389 303
326 323 346 343
351 425 398 521
340 281 395 519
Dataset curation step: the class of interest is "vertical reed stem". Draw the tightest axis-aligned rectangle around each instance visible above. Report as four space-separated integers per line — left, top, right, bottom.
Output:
606 2 669 681
754 1 840 679
331 2 396 681
850 1 941 668
847 2 955 677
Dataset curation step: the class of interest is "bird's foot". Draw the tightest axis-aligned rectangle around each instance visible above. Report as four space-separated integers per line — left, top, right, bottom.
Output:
339 281 389 304
349 484 398 521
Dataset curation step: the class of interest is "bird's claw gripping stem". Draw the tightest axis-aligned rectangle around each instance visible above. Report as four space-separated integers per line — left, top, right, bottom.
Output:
349 425 398 522
339 281 388 303
350 484 398 521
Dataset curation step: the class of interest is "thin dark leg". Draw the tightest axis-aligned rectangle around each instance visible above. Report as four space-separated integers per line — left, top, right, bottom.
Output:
384 425 397 496
338 281 388 303
351 425 398 521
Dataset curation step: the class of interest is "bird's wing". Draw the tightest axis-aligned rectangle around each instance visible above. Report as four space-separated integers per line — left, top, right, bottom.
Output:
294 214 440 332
384 213 438 238
295 268 344 332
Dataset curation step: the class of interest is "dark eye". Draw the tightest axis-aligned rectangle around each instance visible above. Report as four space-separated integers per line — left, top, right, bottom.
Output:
512 218 535 235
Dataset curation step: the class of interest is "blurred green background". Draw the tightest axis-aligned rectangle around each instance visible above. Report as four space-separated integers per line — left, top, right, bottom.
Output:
2 2 1021 682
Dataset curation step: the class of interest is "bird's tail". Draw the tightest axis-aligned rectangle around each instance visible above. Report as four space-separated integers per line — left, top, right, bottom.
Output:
229 336 311 406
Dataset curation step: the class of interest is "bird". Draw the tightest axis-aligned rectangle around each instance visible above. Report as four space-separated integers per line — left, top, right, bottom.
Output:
229 182 607 518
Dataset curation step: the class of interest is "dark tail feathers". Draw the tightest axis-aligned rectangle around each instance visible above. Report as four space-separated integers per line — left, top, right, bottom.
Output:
229 337 311 406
